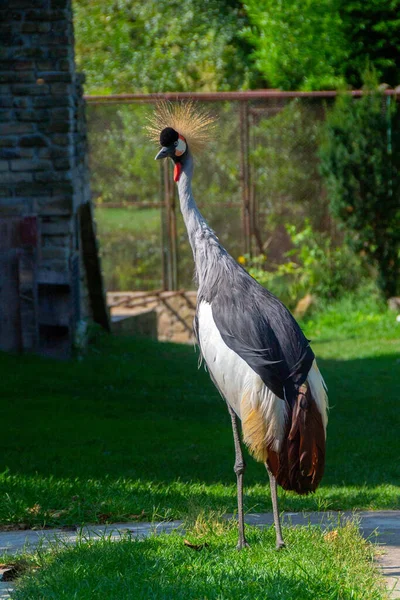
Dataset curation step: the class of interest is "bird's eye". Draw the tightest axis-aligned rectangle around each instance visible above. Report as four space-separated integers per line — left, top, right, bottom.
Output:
174 141 179 146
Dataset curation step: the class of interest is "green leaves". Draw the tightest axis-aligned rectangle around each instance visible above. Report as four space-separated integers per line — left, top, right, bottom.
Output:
246 221 368 308
73 0 255 94
244 0 400 90
319 84 400 297
244 0 347 90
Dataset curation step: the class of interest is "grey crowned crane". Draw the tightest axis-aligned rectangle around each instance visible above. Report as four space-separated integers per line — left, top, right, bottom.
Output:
149 102 328 550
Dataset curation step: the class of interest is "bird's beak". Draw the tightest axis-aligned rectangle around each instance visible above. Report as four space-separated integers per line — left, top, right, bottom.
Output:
155 146 170 160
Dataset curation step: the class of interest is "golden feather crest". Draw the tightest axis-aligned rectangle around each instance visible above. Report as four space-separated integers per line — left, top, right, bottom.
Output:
146 100 216 154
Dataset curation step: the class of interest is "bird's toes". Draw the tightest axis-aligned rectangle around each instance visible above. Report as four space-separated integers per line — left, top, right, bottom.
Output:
275 540 286 551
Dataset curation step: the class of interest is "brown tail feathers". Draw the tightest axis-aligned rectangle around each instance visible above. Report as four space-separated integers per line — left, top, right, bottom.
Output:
267 382 325 495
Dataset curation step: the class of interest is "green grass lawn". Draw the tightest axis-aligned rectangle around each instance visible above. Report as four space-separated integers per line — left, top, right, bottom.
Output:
0 298 399 529
94 207 163 290
9 519 386 600
95 207 160 236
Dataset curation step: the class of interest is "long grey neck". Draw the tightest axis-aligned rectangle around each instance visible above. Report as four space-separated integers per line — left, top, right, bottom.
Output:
176 153 225 288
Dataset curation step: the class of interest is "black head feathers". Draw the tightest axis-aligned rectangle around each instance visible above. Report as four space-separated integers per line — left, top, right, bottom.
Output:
160 127 179 147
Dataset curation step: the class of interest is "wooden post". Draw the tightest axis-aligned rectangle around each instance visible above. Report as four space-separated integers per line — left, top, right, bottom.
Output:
163 160 178 291
170 181 178 291
240 100 251 257
79 203 110 332
160 162 169 291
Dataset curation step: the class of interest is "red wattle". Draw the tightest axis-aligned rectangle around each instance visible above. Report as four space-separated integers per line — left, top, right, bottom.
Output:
174 163 182 182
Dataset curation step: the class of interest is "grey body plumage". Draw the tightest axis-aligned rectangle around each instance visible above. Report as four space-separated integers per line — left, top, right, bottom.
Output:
177 156 314 405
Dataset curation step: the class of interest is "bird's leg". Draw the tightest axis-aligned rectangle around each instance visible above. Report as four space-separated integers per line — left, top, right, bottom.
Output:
227 404 249 550
266 465 285 550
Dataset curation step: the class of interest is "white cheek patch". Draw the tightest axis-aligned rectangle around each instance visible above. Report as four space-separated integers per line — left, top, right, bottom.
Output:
175 135 187 157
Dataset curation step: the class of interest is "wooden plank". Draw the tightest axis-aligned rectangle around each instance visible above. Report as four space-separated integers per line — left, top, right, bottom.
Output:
79 202 110 332
19 247 39 352
0 218 21 250
0 249 21 352
37 270 70 285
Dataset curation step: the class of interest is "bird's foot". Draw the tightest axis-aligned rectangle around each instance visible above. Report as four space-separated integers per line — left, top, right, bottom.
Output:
236 539 250 551
275 540 286 551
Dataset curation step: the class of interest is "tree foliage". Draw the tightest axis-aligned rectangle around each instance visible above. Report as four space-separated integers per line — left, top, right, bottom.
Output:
245 0 400 90
319 86 400 298
246 221 368 308
339 0 400 88
73 0 258 94
245 0 346 91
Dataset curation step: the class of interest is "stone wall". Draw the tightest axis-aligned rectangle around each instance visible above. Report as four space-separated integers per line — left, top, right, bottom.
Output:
0 0 104 356
108 291 197 344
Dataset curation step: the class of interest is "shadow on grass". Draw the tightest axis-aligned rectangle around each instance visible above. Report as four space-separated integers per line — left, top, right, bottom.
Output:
0 336 399 525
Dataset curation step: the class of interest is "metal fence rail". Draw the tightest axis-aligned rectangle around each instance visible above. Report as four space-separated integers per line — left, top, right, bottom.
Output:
85 90 398 292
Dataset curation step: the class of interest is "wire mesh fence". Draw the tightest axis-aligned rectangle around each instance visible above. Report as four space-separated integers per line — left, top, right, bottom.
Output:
85 90 394 292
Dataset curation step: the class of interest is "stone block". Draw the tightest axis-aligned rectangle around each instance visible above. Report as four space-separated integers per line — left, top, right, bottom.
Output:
50 82 72 95
50 0 68 8
19 148 35 158
0 122 34 135
54 158 71 169
0 202 27 214
0 110 12 121
52 107 71 120
0 23 12 35
38 195 72 215
0 161 9 171
42 232 69 247
47 146 73 158
13 97 30 108
21 22 38 33
0 71 33 83
46 47 69 58
34 170 72 182
37 34 69 46
0 97 13 108
32 95 72 108
37 22 52 33
0 172 33 183
13 47 48 60
37 72 72 83
20 134 48 147
16 109 49 121
38 148 51 159
15 60 35 70
12 83 50 96
40 217 72 235
26 9 66 21
58 59 70 71
11 159 53 171
0 148 20 159
41 246 70 261
0 10 23 21
1 34 24 47
14 182 49 196
51 133 71 146
0 137 17 147
0 59 32 70
51 181 74 194
0 0 37 7
41 120 70 134
37 61 53 71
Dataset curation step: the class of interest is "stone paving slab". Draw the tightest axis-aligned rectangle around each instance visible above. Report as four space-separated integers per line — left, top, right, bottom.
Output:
0 511 399 598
